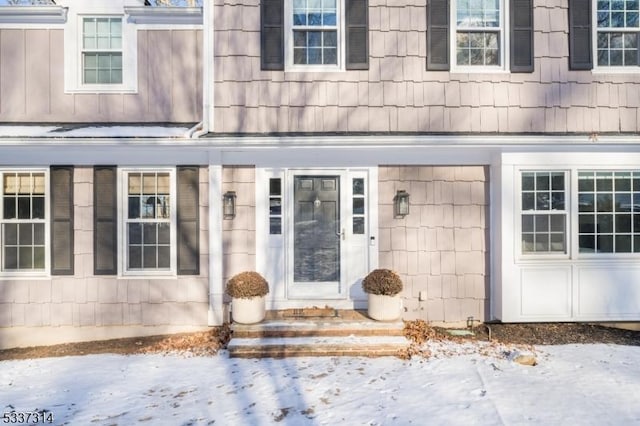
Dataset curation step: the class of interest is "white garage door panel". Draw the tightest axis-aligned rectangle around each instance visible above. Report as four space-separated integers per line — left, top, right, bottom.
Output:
521 268 572 317
577 267 640 318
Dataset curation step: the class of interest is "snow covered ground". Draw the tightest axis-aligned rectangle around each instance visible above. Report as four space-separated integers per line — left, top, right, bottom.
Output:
1 343 639 425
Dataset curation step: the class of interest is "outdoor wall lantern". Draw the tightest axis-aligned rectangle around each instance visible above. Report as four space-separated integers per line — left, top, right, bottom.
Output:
223 191 236 219
394 190 410 217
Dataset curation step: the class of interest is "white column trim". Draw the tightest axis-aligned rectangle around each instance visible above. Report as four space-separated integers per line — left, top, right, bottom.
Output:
207 158 224 325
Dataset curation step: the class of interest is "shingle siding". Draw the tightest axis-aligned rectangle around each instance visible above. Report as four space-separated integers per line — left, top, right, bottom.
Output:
214 0 640 133
378 166 490 322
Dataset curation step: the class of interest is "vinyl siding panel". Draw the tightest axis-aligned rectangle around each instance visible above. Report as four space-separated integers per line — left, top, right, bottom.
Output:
0 29 202 123
214 0 640 133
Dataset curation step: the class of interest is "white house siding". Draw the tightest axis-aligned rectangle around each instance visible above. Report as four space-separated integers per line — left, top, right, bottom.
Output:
213 0 640 134
378 166 490 323
0 29 202 123
0 167 210 349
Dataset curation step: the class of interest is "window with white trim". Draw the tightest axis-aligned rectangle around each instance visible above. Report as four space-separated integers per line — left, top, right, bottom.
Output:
578 171 640 253
596 0 640 67
520 171 567 254
1 172 46 271
288 0 340 68
125 171 173 271
293 0 338 65
454 0 504 68
82 17 123 85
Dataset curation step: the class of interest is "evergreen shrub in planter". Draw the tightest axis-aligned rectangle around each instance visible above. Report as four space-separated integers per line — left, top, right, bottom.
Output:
362 269 403 321
226 271 269 324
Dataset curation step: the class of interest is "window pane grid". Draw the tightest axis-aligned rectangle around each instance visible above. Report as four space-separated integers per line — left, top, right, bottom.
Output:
578 171 640 253
455 0 502 67
521 171 567 254
269 178 282 235
456 31 500 66
352 178 365 235
82 17 123 84
126 172 171 271
292 0 338 65
1 172 46 272
293 30 338 65
597 0 640 66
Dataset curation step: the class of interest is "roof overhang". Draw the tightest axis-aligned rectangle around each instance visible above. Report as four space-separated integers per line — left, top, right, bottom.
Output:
125 6 202 25
0 6 67 25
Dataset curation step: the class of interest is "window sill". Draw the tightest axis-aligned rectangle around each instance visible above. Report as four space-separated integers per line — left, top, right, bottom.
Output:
285 65 344 73
121 272 177 279
592 67 640 75
450 67 510 74
0 273 50 280
65 86 138 95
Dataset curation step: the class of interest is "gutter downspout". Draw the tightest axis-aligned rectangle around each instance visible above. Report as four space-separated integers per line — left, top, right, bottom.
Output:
191 0 213 139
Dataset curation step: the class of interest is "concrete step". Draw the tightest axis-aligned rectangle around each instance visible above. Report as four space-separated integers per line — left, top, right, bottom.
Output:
231 319 405 339
227 335 409 359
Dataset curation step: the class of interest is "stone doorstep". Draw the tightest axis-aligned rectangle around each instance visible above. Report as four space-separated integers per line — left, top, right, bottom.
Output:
231 319 405 339
227 335 409 359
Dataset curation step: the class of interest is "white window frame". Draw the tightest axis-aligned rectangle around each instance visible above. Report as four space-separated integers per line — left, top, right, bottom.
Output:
118 168 177 277
592 0 640 73
576 169 640 257
80 16 124 86
284 0 345 72
450 0 509 73
0 169 50 278
63 3 137 93
517 169 570 260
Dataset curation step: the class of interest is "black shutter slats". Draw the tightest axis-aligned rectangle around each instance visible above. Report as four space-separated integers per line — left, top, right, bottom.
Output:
510 0 534 72
261 0 285 70
346 0 369 70
426 0 450 70
569 0 593 70
51 166 74 275
177 166 200 276
94 166 117 275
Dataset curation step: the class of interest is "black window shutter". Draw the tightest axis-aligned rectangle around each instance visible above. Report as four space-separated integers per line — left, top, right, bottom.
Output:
569 0 593 70
50 166 74 275
94 166 117 275
346 0 369 70
261 0 284 70
177 166 200 275
426 0 450 70
510 0 534 72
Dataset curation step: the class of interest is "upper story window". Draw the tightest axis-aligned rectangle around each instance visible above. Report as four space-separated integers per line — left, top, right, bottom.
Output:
427 0 533 72
82 17 123 85
454 0 503 68
292 0 338 66
596 0 640 67
261 0 368 71
63 2 138 93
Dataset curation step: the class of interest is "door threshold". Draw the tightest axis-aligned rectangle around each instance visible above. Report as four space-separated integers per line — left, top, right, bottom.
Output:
265 309 369 320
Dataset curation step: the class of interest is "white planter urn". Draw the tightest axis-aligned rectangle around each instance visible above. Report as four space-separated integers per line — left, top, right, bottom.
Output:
231 296 266 324
367 294 402 321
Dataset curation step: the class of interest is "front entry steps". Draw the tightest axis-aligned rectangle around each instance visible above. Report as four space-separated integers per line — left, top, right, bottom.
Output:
227 310 408 358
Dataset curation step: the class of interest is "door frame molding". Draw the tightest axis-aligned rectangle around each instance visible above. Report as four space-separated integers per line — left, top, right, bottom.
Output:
256 166 378 307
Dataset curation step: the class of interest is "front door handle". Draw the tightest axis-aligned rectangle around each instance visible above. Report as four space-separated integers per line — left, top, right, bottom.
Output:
336 228 345 240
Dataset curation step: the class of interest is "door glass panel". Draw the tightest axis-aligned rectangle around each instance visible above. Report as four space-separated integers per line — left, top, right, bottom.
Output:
294 176 340 282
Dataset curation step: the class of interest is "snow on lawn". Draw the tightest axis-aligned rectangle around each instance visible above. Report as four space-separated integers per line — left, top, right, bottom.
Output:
1 343 639 425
